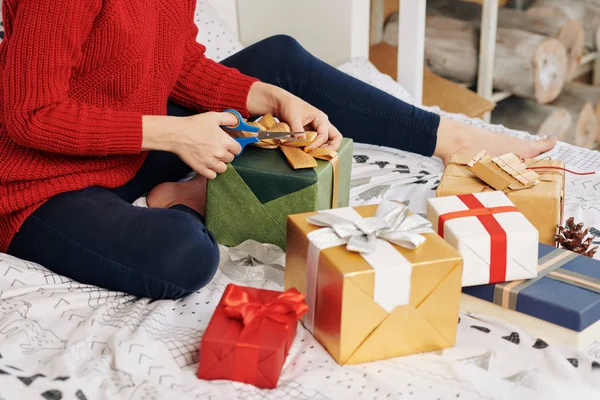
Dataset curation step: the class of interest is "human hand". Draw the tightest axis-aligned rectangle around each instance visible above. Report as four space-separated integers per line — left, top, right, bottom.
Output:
278 93 343 152
247 82 342 152
172 112 242 179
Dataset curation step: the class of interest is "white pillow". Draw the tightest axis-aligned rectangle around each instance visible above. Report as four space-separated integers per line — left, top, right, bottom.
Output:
193 0 244 62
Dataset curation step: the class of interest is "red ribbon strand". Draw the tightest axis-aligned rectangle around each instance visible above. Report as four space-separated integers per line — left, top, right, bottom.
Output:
438 194 519 284
526 166 595 176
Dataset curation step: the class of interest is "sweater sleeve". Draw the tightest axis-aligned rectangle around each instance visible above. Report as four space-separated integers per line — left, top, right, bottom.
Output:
2 0 143 156
169 20 259 117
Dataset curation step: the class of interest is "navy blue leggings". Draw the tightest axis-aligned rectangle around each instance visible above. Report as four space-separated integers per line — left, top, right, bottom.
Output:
8 35 440 300
222 36 439 155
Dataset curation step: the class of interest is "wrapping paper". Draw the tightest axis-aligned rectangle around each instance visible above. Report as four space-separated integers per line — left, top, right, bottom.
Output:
2 52 600 399
205 139 353 250
427 191 539 286
218 240 286 284
197 284 307 389
437 157 565 246
464 243 600 332
285 203 463 365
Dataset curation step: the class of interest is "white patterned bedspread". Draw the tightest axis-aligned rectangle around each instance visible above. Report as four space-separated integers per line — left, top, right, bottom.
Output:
2 55 600 398
2 137 600 400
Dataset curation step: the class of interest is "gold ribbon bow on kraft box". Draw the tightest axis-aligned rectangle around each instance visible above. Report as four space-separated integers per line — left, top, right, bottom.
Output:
285 201 463 365
437 152 565 246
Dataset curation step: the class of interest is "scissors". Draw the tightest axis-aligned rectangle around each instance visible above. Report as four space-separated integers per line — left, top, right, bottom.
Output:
223 109 305 156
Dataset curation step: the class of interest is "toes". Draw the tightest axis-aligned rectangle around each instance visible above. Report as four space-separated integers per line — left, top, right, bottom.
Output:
537 137 557 151
527 137 557 157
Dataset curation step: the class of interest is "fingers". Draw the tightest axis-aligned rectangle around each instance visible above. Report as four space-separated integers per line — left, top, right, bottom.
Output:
198 160 227 179
223 133 243 155
290 118 307 140
325 124 343 151
289 117 305 134
217 149 235 163
304 113 330 152
212 111 240 128
209 160 228 174
193 159 227 180
198 168 217 180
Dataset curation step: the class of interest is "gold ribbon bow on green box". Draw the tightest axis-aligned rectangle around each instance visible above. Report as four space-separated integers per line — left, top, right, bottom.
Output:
207 115 353 250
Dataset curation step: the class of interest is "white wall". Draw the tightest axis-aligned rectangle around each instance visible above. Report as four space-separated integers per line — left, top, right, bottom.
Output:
206 0 240 39
235 0 370 66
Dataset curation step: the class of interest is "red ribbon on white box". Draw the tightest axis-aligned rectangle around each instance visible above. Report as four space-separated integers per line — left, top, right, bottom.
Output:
428 191 538 287
438 194 518 284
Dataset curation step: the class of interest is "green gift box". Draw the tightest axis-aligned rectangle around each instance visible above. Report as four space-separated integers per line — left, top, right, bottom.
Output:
206 138 353 250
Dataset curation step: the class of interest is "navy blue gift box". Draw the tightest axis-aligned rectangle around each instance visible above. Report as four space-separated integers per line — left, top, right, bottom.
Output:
463 243 600 332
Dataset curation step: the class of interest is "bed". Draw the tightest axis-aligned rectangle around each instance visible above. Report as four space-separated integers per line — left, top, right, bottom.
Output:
1 2 600 399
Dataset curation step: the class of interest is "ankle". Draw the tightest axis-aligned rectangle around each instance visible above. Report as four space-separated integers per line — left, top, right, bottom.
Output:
433 117 466 160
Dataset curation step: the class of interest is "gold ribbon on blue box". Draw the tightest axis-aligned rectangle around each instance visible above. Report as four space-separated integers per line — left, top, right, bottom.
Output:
464 243 600 332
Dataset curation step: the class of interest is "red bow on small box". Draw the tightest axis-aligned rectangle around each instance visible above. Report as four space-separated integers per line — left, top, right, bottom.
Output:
198 284 308 389
223 284 309 327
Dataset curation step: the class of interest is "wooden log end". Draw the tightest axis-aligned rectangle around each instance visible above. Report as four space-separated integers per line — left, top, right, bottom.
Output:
575 102 598 149
538 108 572 141
558 19 585 76
533 38 568 104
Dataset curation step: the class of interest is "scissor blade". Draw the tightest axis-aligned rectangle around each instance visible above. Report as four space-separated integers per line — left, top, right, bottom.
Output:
256 131 306 141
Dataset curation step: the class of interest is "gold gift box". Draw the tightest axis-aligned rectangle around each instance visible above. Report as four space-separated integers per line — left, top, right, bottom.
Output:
284 205 463 365
437 156 565 246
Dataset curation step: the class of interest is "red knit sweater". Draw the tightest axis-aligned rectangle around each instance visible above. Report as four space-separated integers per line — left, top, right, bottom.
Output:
0 0 258 252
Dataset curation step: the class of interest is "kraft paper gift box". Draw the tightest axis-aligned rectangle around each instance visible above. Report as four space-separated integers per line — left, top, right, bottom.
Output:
427 191 539 287
198 284 308 389
436 154 565 246
284 201 463 365
462 243 600 349
206 138 352 250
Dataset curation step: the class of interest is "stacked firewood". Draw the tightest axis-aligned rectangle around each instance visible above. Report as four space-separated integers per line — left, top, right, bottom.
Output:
383 0 600 149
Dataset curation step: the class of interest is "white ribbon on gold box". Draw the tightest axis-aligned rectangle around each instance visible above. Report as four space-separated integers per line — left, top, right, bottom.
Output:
285 201 464 364
303 201 433 332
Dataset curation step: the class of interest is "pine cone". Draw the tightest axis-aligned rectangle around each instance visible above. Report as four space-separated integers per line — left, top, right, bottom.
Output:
555 217 599 258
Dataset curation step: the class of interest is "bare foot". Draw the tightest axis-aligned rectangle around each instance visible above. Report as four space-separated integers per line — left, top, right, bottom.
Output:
146 174 207 216
434 117 557 164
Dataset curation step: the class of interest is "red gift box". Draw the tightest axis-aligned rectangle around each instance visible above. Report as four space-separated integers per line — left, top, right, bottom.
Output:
197 284 308 389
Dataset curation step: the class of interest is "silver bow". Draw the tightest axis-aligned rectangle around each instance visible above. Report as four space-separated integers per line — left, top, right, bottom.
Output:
306 201 433 254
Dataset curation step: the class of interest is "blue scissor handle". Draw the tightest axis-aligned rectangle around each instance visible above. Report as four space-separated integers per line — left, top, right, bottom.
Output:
234 136 260 157
222 109 261 158
223 109 260 133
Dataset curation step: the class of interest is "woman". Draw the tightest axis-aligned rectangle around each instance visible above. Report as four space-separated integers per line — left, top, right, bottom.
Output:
0 0 555 299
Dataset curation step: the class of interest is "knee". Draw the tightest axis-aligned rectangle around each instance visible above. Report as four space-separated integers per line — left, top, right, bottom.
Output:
148 214 220 300
262 34 303 51
259 35 308 63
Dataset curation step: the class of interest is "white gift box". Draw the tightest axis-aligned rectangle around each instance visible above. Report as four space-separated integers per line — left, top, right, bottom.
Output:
427 191 538 286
